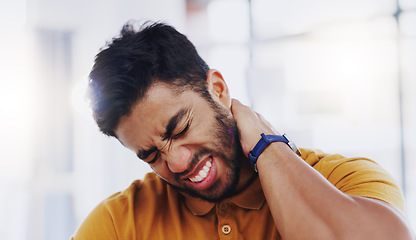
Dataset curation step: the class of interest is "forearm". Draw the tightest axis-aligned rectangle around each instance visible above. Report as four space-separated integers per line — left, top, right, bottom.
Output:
256 143 413 240
230 99 413 239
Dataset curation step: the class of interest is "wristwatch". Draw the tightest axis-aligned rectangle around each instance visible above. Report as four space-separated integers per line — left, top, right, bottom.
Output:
248 133 301 172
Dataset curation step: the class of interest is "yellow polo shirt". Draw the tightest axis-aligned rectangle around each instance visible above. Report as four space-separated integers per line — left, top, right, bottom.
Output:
71 149 404 239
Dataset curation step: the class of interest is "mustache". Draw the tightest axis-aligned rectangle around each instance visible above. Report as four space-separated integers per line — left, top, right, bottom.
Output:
174 147 213 179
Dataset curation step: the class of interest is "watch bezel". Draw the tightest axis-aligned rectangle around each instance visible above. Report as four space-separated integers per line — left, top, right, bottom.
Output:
282 134 302 156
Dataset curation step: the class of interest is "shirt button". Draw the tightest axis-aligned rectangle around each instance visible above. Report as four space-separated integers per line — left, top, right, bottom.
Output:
222 225 231 235
220 202 228 210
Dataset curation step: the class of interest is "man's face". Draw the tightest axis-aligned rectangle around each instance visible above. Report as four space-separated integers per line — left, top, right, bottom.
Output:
115 82 244 202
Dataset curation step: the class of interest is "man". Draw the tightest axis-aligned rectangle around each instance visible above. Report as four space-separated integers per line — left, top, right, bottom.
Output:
72 21 413 239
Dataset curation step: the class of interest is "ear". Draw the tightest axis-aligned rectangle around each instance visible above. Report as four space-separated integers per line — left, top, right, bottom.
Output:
206 69 231 108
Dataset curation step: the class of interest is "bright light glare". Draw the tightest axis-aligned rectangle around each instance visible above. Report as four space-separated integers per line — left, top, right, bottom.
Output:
0 82 35 178
0 33 34 178
0 84 27 124
71 78 92 119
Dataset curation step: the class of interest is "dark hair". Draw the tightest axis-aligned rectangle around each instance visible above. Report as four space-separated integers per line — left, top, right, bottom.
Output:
88 21 210 137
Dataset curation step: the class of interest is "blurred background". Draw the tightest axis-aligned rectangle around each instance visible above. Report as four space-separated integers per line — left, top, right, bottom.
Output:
0 0 415 239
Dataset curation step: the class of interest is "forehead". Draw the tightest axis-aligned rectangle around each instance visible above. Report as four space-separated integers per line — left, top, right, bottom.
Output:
115 82 206 150
137 82 200 119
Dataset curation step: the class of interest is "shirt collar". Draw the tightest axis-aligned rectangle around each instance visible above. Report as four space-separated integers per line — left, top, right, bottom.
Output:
183 176 265 216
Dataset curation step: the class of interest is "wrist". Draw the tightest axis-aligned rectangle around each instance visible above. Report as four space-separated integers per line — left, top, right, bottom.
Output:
248 133 301 172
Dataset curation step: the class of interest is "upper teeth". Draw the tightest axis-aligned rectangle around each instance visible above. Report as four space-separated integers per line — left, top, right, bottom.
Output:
189 160 212 183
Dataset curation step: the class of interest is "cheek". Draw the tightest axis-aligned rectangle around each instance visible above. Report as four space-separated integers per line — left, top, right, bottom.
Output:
187 116 214 142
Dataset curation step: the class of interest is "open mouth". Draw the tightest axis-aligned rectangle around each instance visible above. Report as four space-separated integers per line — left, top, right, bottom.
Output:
189 159 212 183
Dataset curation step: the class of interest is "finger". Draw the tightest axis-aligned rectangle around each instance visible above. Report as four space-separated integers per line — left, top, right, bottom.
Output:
230 98 242 112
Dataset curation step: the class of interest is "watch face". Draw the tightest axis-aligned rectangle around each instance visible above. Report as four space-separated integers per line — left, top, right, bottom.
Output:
288 141 302 156
284 134 301 156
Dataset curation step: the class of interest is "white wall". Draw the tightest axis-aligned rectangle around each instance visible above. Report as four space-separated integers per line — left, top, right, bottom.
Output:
1 0 415 239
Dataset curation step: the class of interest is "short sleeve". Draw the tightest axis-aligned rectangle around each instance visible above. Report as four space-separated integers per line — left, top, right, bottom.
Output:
303 149 405 212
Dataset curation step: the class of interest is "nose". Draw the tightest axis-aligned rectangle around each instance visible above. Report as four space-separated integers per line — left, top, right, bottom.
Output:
163 145 192 173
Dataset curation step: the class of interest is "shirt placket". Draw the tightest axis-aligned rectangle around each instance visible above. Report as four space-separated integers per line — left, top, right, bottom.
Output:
216 201 237 240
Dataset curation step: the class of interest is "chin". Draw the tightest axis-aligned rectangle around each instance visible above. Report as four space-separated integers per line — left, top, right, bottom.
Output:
164 166 241 203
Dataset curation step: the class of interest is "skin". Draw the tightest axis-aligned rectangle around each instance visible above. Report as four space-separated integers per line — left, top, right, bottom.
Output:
115 70 255 202
116 69 414 239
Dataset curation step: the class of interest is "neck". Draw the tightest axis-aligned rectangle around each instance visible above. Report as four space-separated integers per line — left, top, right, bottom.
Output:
235 157 258 193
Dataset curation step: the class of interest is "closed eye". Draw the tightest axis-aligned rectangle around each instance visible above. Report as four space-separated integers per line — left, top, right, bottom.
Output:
140 108 193 164
172 120 191 139
137 147 159 164
147 151 160 164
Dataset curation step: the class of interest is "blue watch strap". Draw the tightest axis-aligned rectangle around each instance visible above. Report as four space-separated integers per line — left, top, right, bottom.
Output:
248 133 297 172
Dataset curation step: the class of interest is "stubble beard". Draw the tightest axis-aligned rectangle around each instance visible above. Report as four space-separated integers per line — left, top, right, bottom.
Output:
166 100 245 203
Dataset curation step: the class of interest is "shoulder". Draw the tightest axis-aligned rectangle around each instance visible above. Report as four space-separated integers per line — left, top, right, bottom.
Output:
300 148 395 183
72 172 170 239
300 148 391 177
299 148 405 212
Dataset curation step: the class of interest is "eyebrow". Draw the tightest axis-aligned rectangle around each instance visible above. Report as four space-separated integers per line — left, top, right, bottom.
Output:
163 108 189 140
136 108 190 160
137 146 157 160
